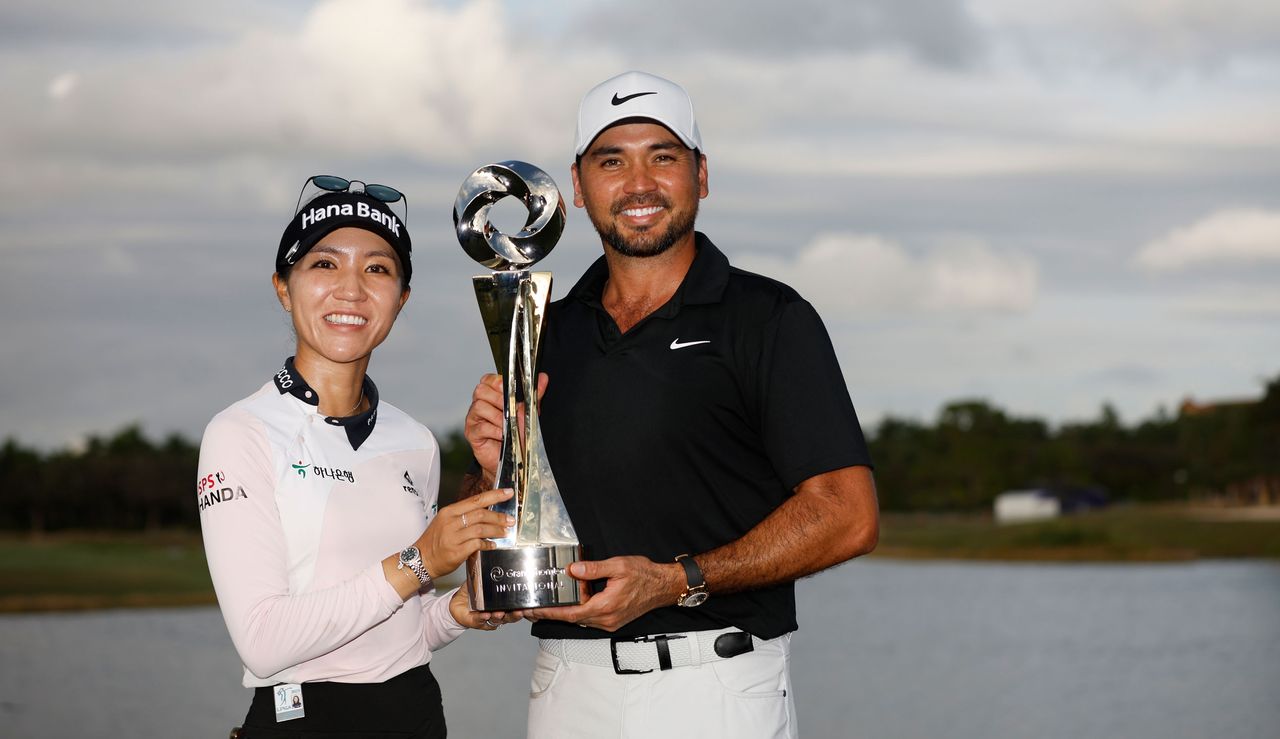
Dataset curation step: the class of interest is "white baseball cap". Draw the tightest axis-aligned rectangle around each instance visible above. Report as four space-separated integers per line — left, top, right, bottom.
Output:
574 71 703 157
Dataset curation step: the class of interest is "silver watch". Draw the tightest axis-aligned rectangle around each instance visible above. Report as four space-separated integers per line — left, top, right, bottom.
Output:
397 546 433 589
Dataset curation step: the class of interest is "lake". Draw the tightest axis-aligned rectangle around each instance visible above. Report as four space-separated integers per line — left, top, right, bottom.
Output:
2 559 1277 738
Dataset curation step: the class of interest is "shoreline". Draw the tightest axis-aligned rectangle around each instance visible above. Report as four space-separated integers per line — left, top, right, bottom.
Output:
4 506 1279 614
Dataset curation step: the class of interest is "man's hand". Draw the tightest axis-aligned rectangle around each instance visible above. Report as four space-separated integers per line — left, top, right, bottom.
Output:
463 372 548 481
525 556 684 632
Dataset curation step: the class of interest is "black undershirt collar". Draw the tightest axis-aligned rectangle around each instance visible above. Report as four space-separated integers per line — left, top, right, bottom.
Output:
271 356 380 451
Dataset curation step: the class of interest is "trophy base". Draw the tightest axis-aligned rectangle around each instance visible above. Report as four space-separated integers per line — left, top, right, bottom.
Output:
467 544 585 611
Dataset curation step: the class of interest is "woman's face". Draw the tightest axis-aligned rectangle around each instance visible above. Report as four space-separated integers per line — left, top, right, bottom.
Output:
273 227 410 369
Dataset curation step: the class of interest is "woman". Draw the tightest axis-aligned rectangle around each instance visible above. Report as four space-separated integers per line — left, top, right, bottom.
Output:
198 176 516 738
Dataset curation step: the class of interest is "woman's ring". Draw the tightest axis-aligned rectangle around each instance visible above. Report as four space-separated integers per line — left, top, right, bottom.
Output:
483 618 496 628
461 513 468 528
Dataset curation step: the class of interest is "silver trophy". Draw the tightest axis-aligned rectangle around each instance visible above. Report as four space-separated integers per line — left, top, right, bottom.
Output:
454 161 585 611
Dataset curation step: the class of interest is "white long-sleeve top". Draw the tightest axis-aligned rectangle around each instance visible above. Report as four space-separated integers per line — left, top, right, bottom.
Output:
197 359 465 687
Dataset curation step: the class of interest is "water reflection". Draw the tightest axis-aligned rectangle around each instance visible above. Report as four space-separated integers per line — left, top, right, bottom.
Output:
2 560 1277 738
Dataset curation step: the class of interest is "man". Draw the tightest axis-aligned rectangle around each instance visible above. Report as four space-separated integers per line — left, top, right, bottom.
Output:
463 71 879 739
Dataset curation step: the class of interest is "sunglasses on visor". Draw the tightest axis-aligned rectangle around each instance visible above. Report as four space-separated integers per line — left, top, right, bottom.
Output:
294 175 409 226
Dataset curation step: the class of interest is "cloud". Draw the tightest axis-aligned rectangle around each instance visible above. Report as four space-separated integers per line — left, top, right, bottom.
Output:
0 0 290 44
571 0 982 67
2 0 1279 450
1086 363 1163 387
736 233 1037 316
1172 290 1280 322
972 0 1280 71
0 0 633 230
967 0 1280 62
5 0 591 170
4 0 1277 212
46 71 78 100
679 50 1278 182
1135 207 1280 270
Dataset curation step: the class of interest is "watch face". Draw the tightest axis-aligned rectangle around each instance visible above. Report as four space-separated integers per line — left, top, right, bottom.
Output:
681 591 709 607
400 547 419 563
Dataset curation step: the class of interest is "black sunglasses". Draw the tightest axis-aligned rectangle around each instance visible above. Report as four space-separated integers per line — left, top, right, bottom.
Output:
295 175 409 226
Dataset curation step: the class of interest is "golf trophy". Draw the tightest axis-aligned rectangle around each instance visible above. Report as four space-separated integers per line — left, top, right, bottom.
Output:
453 161 586 611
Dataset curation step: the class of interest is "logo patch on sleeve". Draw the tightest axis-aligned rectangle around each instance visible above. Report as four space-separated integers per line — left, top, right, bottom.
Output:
403 470 420 497
198 485 248 511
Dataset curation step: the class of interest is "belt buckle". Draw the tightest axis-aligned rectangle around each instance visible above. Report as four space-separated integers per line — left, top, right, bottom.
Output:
610 635 655 675
609 634 687 674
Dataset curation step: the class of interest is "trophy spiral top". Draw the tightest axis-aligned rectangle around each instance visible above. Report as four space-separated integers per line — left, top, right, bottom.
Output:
454 161 566 270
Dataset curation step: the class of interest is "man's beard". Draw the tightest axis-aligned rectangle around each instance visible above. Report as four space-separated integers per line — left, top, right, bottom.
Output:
593 195 699 259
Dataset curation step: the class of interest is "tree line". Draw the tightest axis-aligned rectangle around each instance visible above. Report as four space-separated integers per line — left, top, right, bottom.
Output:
3 375 1277 531
869 375 1279 511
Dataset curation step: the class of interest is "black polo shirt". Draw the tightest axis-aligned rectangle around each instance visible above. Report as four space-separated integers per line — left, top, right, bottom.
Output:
532 233 872 641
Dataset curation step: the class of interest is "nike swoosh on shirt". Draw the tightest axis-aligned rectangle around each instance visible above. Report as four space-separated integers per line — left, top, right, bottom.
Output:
670 339 711 350
612 91 657 106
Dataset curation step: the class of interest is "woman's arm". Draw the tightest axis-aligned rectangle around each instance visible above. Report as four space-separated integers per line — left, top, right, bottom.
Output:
199 410 411 679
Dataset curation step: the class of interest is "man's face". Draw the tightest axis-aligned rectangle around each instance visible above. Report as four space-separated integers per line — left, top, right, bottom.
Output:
571 121 708 258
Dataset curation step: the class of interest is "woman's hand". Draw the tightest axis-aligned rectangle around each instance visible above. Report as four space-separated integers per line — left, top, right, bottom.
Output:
416 488 515 577
448 584 524 631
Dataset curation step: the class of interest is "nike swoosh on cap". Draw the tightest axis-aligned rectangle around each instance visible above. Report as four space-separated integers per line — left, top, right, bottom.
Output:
670 339 711 350
612 91 657 106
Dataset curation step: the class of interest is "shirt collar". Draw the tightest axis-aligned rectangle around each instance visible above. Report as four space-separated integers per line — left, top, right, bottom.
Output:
272 356 380 451
565 231 730 315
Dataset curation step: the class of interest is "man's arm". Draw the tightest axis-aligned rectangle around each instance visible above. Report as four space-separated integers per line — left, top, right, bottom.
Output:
699 465 878 593
528 465 879 632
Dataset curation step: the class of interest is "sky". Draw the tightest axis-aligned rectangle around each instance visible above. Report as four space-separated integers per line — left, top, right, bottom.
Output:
2 0 1279 450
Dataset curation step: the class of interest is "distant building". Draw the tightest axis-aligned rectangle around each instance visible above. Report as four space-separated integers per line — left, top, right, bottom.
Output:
994 486 1108 523
1179 396 1258 417
994 490 1060 523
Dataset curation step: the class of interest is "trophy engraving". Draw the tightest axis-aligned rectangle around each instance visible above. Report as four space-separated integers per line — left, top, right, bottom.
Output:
454 161 585 610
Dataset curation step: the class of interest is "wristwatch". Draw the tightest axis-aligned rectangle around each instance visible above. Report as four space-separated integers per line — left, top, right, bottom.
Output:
397 546 433 589
675 554 708 607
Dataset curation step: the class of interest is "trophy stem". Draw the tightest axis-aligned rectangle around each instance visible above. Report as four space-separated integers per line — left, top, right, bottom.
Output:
515 278 541 544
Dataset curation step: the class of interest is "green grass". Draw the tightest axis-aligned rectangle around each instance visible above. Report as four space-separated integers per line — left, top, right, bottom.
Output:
877 505 1280 561
2 506 1277 612
0 531 216 612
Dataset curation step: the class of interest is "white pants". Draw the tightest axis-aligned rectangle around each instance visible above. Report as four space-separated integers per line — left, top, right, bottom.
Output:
526 630 797 739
